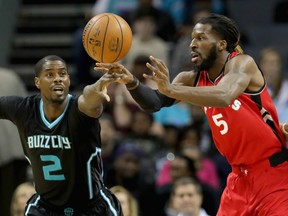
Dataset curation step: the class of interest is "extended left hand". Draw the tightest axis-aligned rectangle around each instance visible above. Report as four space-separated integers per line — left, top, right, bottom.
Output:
145 56 172 95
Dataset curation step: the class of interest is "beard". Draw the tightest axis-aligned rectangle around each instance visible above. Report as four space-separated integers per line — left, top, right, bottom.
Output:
193 44 217 73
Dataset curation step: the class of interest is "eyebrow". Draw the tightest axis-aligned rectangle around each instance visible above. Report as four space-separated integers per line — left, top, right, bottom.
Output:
43 67 66 71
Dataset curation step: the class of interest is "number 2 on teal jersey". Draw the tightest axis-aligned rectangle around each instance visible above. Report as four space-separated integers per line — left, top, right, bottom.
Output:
40 155 65 180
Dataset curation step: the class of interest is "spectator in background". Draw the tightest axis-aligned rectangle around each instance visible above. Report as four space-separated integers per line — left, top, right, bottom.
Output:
181 145 221 191
0 68 29 216
170 7 211 80
165 177 210 216
120 110 165 183
156 153 220 216
258 47 288 122
99 113 122 177
124 0 177 42
104 143 160 216
121 6 170 71
10 182 36 216
154 124 181 187
157 124 221 193
91 0 138 17
73 10 96 88
158 0 193 28
110 185 139 216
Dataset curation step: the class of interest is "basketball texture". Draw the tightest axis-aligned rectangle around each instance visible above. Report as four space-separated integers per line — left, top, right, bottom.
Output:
82 13 132 63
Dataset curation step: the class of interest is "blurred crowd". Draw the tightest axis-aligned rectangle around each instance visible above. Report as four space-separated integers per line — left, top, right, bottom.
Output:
1 0 288 215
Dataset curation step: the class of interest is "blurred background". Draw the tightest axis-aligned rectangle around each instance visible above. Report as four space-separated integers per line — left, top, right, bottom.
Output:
1 0 288 215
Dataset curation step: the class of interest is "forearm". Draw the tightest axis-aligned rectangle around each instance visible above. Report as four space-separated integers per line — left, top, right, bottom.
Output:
78 83 105 118
127 82 175 113
165 84 235 107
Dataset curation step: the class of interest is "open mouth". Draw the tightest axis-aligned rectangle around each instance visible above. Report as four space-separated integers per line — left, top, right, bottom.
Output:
52 86 64 94
191 52 200 63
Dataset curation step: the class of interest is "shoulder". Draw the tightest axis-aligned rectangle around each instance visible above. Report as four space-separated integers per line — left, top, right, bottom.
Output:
225 54 258 74
227 54 256 67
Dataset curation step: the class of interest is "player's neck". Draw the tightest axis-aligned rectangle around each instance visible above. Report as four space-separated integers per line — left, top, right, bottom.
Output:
207 52 230 81
42 98 68 122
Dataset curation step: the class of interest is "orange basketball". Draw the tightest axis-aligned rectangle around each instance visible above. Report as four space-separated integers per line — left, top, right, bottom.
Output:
82 13 132 63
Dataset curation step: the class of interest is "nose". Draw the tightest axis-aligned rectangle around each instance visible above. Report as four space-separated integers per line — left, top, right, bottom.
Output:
190 39 197 49
53 74 62 82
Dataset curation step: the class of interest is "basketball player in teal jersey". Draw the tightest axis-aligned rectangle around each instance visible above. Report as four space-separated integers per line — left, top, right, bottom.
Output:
96 14 288 215
0 55 123 215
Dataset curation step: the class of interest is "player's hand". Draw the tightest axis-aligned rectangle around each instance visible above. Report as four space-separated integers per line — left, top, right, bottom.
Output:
95 73 122 102
94 62 134 84
145 56 172 95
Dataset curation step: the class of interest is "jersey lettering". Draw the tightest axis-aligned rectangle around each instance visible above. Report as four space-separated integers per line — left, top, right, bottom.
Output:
204 99 242 113
27 135 71 149
260 107 273 122
231 99 241 110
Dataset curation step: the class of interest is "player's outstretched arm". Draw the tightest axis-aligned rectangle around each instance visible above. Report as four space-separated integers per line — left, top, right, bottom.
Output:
95 62 175 113
78 73 117 118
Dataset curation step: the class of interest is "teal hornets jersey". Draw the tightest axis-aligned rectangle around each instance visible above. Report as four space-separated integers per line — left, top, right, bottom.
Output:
0 94 104 208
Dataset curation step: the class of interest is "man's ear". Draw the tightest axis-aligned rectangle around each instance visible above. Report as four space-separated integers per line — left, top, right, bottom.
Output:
218 40 227 51
34 77 40 89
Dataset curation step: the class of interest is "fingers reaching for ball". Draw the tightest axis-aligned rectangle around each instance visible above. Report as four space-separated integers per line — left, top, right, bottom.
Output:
145 56 170 81
95 62 124 74
95 62 134 84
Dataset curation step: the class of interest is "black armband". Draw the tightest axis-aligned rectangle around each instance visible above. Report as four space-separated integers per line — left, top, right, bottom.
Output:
125 76 140 90
128 83 175 113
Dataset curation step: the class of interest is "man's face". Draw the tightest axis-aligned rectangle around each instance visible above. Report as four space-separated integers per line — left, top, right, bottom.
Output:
170 157 191 181
172 184 203 215
190 23 219 72
35 60 70 104
114 153 140 178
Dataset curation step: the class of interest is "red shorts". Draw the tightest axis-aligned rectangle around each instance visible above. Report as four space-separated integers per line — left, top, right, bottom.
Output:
217 160 288 216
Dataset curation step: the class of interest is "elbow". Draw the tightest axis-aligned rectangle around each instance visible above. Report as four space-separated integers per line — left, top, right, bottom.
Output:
217 92 235 107
220 99 232 107
221 96 233 107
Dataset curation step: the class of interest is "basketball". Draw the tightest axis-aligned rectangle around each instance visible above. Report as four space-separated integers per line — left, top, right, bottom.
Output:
82 13 133 63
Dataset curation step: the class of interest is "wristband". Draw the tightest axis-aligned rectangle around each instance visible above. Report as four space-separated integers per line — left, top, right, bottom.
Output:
282 123 288 135
126 76 140 90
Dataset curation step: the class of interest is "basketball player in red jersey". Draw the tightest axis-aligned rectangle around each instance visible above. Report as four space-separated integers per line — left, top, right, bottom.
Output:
95 13 288 215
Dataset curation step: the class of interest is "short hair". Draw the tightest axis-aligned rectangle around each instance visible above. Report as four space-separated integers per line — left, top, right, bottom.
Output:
133 55 151 66
35 55 67 77
197 13 242 53
174 152 198 178
171 176 202 196
133 6 157 22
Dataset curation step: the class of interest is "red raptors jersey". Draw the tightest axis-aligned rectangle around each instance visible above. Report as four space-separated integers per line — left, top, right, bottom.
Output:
196 52 286 165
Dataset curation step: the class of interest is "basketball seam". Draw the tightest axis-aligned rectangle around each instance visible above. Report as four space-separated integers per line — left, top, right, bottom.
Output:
84 14 105 62
102 14 110 63
111 14 124 62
